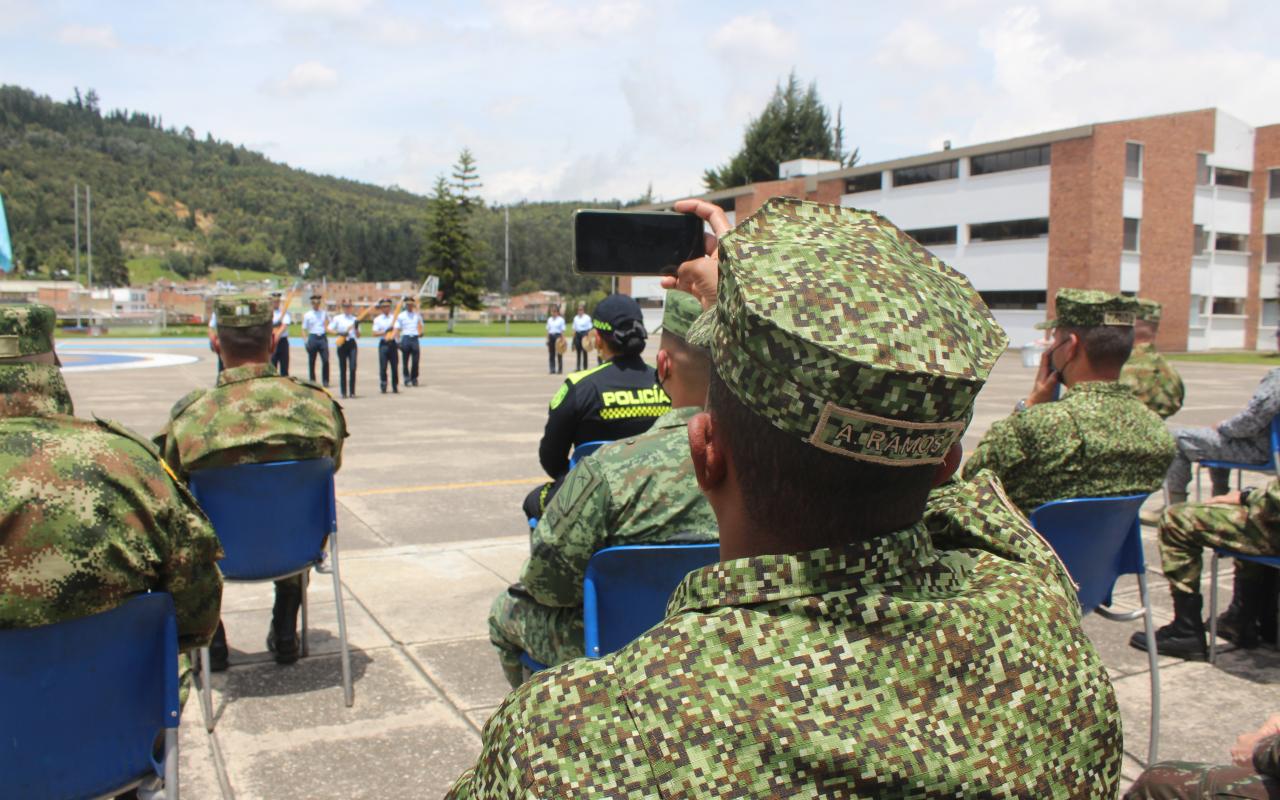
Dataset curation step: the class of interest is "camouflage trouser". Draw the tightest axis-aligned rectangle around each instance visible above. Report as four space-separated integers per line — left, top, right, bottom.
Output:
1159 502 1280 595
1167 427 1270 497
1125 762 1280 799
488 590 584 688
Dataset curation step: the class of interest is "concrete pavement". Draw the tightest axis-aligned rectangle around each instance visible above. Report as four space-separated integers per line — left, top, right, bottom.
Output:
58 338 1280 798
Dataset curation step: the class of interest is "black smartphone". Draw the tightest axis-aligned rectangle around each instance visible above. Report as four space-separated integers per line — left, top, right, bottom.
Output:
573 210 705 276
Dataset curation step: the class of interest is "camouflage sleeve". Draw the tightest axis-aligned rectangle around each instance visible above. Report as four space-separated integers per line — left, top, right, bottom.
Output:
154 478 225 651
520 458 610 607
443 684 533 799
961 413 1026 484
1244 478 1280 536
1254 733 1280 777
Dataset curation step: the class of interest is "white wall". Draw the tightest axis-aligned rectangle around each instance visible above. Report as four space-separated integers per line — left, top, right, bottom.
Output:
1208 316 1246 349
1120 253 1141 293
1211 254 1250 297
1210 112 1256 172
845 165 1050 230
994 310 1046 348
630 276 665 302
1265 200 1280 233
939 239 1049 292
1123 180 1143 218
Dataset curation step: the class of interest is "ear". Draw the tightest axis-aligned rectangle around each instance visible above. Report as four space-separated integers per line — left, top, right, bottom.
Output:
1059 332 1081 363
655 349 672 383
688 411 726 492
931 443 963 488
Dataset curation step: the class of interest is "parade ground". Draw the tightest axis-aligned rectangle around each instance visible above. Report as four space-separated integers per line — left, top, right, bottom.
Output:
60 337 1280 799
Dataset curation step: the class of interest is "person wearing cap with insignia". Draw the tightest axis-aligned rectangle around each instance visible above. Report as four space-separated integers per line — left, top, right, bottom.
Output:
155 296 347 671
397 295 424 387
446 198 1121 798
269 291 292 376
371 298 401 393
490 290 717 688
571 302 592 371
328 298 361 399
522 292 671 520
962 288 1175 515
302 292 331 387
0 303 223 665
1119 297 1184 420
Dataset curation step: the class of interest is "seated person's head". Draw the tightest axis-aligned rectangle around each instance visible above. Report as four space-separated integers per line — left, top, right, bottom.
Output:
592 294 647 359
655 290 711 407
1132 298 1161 343
1039 290 1139 382
684 199 1007 556
0 303 59 368
215 297 273 366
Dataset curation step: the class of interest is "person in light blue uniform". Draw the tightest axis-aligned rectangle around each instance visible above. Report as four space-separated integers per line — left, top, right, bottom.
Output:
397 296 424 387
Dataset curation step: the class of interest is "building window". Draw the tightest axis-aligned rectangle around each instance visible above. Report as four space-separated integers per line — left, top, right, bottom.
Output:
892 160 958 187
1197 153 1211 186
845 173 882 194
1212 297 1245 316
979 290 1047 310
1123 218 1140 252
1125 142 1143 179
1215 167 1250 189
1267 234 1280 263
712 198 735 213
1215 232 1249 252
1263 299 1280 327
1194 224 1209 255
1270 168 1280 199
969 145 1051 176
904 226 958 247
968 217 1050 242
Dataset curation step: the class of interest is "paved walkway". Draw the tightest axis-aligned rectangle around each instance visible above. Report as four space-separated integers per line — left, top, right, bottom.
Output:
57 341 1280 798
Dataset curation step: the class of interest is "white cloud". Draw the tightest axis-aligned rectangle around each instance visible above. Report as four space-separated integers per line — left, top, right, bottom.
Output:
874 20 965 70
710 13 797 65
57 24 118 49
495 0 645 40
266 0 372 16
266 61 340 96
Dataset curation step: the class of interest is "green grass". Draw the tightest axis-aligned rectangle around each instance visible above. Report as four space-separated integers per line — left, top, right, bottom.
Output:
126 256 183 284
423 320 544 337
1168 352 1280 365
209 266 283 284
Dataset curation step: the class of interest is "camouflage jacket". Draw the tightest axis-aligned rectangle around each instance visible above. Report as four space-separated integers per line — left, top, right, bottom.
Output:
156 363 347 479
522 406 718 608
963 381 1175 514
1119 343 1185 419
447 473 1121 799
0 364 223 649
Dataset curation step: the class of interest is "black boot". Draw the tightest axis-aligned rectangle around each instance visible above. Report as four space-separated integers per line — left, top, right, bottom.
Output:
209 620 229 672
267 578 302 665
1130 591 1208 660
1215 561 1256 647
1256 567 1279 646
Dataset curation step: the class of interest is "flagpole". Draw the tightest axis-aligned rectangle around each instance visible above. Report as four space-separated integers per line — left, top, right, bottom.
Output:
73 183 81 327
504 206 510 335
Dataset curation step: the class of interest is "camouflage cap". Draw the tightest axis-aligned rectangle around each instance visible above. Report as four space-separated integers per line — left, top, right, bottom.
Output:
1135 297 1162 324
688 197 1008 467
1035 288 1139 329
0 303 56 360
213 296 272 327
657 290 703 342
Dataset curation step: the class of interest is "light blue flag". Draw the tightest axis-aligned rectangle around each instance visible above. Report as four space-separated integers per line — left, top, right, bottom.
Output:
0 193 12 273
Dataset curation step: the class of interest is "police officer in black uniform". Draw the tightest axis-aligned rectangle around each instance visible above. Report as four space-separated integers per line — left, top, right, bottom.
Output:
522 293 671 519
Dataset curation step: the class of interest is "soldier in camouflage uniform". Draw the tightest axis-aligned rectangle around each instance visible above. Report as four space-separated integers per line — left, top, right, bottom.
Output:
0 304 223 651
1127 714 1280 798
446 198 1121 798
1120 298 1185 419
156 296 347 670
963 288 1175 514
489 290 716 687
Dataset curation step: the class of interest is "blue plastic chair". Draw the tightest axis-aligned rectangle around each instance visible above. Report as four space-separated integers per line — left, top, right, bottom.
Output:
1195 417 1280 501
520 542 720 671
569 439 611 469
1030 494 1159 765
188 458 352 731
0 592 181 799
1208 549 1280 663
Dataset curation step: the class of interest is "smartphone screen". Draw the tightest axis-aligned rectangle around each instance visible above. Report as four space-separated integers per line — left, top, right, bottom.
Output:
573 210 704 276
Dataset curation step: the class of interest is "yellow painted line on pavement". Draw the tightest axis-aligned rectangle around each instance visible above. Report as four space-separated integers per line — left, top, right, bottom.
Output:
338 476 545 498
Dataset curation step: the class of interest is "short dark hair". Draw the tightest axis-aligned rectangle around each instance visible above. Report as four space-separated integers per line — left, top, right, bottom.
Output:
1061 325 1134 371
707 368 937 545
660 331 711 373
218 322 272 361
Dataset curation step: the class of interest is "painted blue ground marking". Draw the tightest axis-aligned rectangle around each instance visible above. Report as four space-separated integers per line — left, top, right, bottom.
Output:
57 337 545 349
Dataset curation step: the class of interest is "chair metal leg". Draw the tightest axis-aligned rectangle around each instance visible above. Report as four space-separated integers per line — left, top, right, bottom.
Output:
1195 465 1202 503
1137 572 1160 765
164 727 179 800
301 570 310 658
1209 551 1220 665
199 646 214 733
330 532 354 707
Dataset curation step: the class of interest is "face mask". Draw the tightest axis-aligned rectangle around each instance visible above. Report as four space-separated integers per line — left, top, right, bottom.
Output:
1044 338 1068 382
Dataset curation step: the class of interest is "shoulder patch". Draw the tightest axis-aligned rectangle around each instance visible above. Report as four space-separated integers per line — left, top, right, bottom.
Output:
566 362 611 385
290 375 333 398
549 381 570 410
94 415 163 459
169 388 206 419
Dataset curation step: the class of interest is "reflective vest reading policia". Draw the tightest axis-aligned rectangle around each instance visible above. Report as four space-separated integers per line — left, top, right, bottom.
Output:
537 354 670 478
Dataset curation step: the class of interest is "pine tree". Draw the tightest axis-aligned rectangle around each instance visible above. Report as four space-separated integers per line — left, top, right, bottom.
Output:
451 148 483 213
422 175 484 333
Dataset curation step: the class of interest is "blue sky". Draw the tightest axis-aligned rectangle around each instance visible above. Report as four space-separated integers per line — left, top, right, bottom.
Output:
2 0 1278 204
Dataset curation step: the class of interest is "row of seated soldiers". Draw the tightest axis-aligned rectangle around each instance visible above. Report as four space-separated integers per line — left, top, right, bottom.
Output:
1 197 1278 797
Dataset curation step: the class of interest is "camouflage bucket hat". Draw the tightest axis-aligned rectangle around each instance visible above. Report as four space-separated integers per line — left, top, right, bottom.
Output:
213 296 272 327
0 303 56 360
1135 297 1162 324
1035 288 1139 329
690 197 1008 467
657 290 703 342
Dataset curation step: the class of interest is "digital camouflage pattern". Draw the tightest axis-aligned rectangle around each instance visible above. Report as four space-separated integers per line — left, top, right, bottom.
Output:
0 302 56 359
963 381 1175 513
1136 297 1163 324
1126 736 1280 799
686 197 1008 467
490 405 717 682
657 289 703 341
213 296 272 327
156 363 347 478
1121 342 1186 419
448 473 1121 799
1036 288 1141 329
1157 479 1280 595
0 362 224 650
